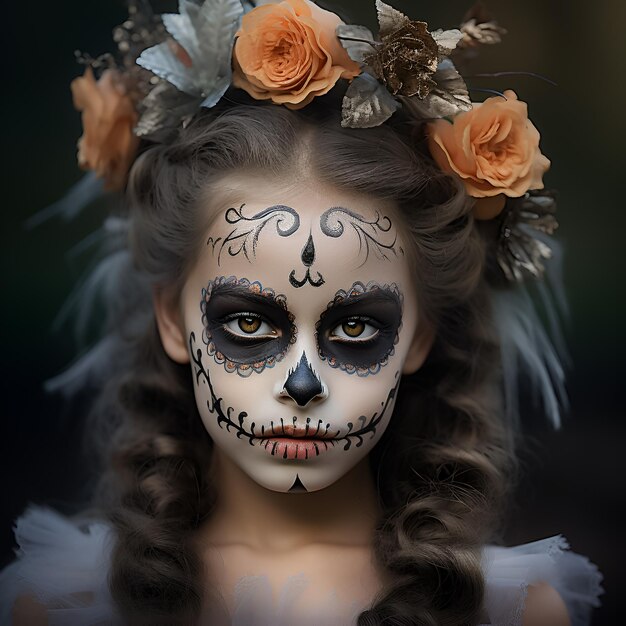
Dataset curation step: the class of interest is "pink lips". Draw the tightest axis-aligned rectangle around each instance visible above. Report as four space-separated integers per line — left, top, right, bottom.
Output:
259 438 336 460
257 422 340 460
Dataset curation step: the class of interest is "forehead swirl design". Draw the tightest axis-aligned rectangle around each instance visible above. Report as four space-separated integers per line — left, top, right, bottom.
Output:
209 203 301 266
319 207 404 265
206 203 403 291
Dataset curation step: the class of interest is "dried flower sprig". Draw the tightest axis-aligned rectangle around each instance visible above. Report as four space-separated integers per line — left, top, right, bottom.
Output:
496 191 559 282
458 1 507 49
338 0 471 128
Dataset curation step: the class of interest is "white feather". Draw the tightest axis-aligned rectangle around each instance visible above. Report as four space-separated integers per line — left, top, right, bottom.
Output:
492 239 569 428
26 173 104 229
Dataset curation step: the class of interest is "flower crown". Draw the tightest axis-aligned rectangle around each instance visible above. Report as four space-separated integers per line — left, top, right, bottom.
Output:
71 0 558 284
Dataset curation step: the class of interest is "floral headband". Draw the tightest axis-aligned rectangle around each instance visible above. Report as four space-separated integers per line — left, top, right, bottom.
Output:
71 0 558 284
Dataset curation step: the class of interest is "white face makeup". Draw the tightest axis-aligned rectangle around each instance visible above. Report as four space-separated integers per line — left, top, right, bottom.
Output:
179 178 421 493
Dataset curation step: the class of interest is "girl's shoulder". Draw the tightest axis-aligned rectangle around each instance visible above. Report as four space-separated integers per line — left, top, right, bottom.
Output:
1 507 603 626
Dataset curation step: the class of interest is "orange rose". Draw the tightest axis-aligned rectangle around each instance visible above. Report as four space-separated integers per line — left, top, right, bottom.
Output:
71 67 139 191
427 90 550 213
232 0 360 109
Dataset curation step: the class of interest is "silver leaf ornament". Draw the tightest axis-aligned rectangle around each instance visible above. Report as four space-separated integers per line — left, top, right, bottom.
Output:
336 24 376 64
242 0 279 11
431 28 464 56
341 72 400 128
400 58 471 118
137 0 243 108
135 81 203 142
375 0 409 38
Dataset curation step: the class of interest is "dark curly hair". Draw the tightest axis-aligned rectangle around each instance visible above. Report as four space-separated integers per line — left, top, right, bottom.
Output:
86 93 515 625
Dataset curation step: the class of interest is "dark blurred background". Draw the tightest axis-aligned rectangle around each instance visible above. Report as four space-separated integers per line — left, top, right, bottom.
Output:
1 0 623 623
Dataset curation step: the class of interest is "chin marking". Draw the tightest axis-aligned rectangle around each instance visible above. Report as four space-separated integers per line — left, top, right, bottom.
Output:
288 474 308 493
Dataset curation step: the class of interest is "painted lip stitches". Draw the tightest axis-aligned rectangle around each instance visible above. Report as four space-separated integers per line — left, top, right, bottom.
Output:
260 438 336 460
257 421 339 460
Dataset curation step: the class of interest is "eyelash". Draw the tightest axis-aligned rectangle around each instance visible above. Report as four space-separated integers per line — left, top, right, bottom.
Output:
328 316 381 344
220 312 279 342
218 312 382 346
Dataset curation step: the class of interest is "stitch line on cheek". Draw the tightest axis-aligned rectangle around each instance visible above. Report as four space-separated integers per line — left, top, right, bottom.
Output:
200 275 297 377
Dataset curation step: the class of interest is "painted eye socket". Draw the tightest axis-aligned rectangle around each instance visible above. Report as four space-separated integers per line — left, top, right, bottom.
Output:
223 313 278 339
330 318 379 342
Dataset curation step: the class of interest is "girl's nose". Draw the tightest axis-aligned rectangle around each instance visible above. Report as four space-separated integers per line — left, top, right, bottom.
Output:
279 352 327 408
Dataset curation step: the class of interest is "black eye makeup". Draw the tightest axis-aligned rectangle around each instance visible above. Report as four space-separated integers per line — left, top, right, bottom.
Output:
200 276 297 376
316 281 403 376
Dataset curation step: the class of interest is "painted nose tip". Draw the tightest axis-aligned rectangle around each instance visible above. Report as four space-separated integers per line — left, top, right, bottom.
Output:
282 353 324 407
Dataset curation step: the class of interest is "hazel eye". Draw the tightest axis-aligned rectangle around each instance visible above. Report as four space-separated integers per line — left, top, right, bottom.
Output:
330 318 379 342
238 317 260 334
223 313 278 339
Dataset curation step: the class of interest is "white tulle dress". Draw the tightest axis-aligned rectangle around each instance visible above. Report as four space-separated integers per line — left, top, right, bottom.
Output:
0 506 603 626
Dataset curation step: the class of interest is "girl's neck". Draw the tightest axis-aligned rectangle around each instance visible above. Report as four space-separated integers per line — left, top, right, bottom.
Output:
198 450 381 552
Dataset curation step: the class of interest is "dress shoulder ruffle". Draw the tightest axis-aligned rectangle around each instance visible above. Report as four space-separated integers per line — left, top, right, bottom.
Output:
1 506 603 625
0 506 120 625
481 535 603 626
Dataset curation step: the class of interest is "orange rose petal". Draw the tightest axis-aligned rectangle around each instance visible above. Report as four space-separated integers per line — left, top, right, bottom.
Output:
238 3 282 34
429 132 463 178
431 121 475 180
71 68 98 110
271 66 344 105
283 94 315 110
304 1 359 77
475 119 499 144
459 124 478 174
290 0 311 13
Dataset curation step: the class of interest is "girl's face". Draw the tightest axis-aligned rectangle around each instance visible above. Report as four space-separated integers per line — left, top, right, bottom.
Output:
165 176 429 493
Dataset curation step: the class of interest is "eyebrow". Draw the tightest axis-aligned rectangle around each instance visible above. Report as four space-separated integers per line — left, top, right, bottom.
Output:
208 283 287 309
327 288 402 310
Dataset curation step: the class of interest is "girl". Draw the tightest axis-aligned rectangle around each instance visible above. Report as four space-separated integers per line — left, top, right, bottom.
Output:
1 1 603 624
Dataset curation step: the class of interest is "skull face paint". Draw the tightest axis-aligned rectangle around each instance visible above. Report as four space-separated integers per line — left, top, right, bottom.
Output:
180 178 421 493
200 275 297 376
